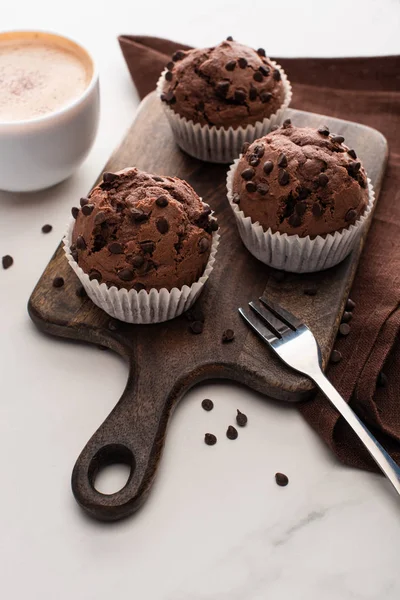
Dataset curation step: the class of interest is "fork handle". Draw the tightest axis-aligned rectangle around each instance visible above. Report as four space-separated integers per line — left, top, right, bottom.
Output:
313 371 400 496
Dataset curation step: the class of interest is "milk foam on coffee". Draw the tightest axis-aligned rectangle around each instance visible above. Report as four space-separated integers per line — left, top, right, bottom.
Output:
0 34 92 122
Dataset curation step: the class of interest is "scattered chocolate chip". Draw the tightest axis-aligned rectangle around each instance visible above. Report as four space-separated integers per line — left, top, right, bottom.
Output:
253 71 263 82
76 285 87 298
249 155 260 167
82 203 94 216
295 201 307 216
201 399 214 411
157 217 169 234
238 57 247 68
41 224 52 234
341 311 353 323
89 270 102 282
3 255 14 269
318 126 330 136
190 320 204 334
216 81 230 97
130 207 148 222
236 410 248 427
263 160 274 175
172 50 185 61
277 153 288 168
108 242 124 254
249 87 258 101
331 135 344 144
377 371 388 388
198 237 210 253
186 306 205 323
204 433 217 446
304 285 317 296
348 149 357 159
317 173 329 187
241 167 255 181
246 181 257 193
346 298 356 311
312 203 323 217
225 59 236 71
133 282 145 292
118 267 135 282
108 319 119 331
226 426 238 440
94 211 107 225
275 473 289 487
345 209 357 222
52 276 64 288
165 70 173 82
166 61 174 71
339 323 351 336
80 197 89 207
226 36 233 41
232 193 240 204
330 349 342 364
76 235 86 250
288 213 302 227
273 69 281 81
259 65 270 76
242 142 250 154
141 241 155 254
257 183 269 195
103 172 119 184
257 48 266 57
222 329 235 343
278 169 290 186
234 89 246 103
260 92 272 103
71 207 79 219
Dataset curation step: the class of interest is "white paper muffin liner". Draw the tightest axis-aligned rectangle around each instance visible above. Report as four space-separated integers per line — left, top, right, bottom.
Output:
226 158 375 273
63 219 220 324
156 61 292 164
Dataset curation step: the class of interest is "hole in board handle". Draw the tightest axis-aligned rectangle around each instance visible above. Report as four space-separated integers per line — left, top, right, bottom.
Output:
88 444 135 496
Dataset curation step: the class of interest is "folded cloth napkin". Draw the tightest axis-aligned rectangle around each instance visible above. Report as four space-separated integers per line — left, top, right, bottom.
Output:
119 35 400 472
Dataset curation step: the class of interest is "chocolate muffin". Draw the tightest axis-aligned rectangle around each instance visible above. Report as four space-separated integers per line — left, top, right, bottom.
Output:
232 122 369 237
70 168 217 291
161 39 286 129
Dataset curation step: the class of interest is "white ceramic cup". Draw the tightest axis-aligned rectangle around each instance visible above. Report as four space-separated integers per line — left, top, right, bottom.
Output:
0 31 100 192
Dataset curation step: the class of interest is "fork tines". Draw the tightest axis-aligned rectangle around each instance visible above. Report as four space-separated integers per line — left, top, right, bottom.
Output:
238 296 301 343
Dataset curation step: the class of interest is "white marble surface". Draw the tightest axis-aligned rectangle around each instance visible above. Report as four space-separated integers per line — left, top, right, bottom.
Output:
1 1 400 598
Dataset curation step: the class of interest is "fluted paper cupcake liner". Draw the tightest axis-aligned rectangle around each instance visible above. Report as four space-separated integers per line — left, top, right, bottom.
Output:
156 61 292 164
226 158 375 273
63 219 220 323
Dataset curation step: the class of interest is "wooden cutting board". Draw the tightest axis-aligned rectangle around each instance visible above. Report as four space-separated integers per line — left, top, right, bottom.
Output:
28 92 388 521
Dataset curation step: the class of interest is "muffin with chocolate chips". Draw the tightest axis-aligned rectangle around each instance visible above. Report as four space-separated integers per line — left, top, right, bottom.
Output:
64 168 219 323
227 121 373 272
157 38 291 163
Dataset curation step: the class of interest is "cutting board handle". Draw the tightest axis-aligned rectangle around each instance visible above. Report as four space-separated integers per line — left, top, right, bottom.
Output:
71 358 191 521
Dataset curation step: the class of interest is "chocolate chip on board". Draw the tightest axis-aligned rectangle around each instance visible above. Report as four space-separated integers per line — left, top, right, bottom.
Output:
52 276 64 288
226 426 238 440
346 298 356 311
222 329 235 343
201 399 214 411
204 433 217 446
339 323 351 336
341 311 353 323
190 320 204 334
236 409 248 427
2 255 13 269
275 472 289 487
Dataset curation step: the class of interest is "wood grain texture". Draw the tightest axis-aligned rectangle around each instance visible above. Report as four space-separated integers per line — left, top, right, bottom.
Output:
28 92 388 521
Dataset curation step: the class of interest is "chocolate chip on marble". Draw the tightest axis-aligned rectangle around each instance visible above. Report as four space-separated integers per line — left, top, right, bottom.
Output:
80 197 89 207
339 323 351 336
345 209 357 222
165 70 173 82
282 118 292 128
288 213 302 227
130 207 148 222
204 433 217 446
331 135 345 144
172 50 185 61
341 311 353 323
226 36 233 41
82 203 94 216
156 195 169 207
312 203 323 217
76 285 87 298
198 237 210 253
257 183 269 195
202 399 214 411
232 193 240 204
234 89 247 103
41 224 52 233
275 473 289 487
141 241 155 254
94 211 107 225
236 409 248 427
76 235 86 250
260 92 272 103
348 149 357 159
318 126 330 136
108 242 124 254
263 160 274 175
273 68 281 81
377 371 388 388
317 173 329 187
226 426 238 440
133 282 145 292
225 59 236 71
190 320 204 334
216 81 230 97
259 65 270 76
89 270 102 282
103 172 119 184
295 201 307 216
242 142 250 154
53 276 64 288
157 217 169 234
278 169 290 186
166 61 174 71
304 285 317 296
330 349 342 364
71 207 79 219
277 153 288 168
346 298 356 311
253 71 263 82
246 181 257 193
222 329 235 343
241 167 255 181
118 267 135 282
257 48 266 57
238 57 248 68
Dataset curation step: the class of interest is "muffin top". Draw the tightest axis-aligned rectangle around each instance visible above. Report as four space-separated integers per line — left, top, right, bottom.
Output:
160 39 286 129
232 121 369 237
70 168 217 291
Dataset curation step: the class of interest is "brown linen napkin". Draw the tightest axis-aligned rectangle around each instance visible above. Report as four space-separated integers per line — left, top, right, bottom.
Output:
119 35 400 472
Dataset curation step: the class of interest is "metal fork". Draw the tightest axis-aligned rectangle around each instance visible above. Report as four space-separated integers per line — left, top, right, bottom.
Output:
239 296 400 496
